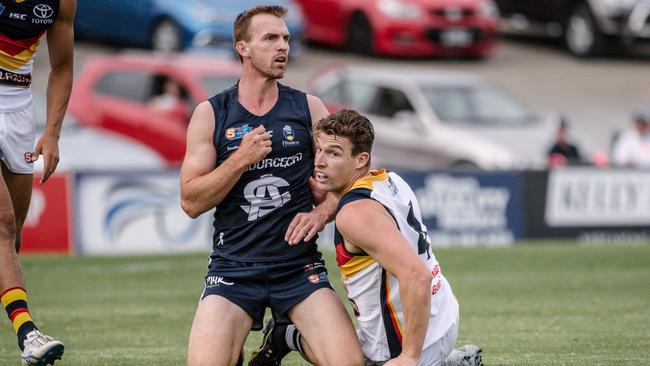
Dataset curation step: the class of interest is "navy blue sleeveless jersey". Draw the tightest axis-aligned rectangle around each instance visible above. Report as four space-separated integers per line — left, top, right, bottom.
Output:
208 83 318 262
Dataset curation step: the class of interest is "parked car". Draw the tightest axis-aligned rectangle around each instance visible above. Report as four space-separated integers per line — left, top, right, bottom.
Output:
496 0 650 57
31 93 165 173
68 53 242 165
74 0 306 53
293 0 499 58
310 65 551 170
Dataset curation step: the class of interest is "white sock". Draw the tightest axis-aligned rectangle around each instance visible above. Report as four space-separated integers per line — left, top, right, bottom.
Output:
284 324 304 354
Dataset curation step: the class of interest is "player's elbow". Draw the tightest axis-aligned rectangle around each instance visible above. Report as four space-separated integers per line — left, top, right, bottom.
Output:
411 265 434 289
181 199 202 219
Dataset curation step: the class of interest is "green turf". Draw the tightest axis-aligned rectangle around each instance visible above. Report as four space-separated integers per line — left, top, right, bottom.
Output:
1 242 649 365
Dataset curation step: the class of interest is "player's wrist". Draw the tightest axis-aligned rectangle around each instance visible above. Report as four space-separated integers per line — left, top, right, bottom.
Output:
227 152 251 172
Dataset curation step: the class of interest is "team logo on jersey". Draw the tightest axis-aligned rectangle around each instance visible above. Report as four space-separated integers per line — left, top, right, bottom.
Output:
225 124 252 141
240 174 291 221
33 3 53 18
282 125 295 141
387 176 398 196
282 125 300 147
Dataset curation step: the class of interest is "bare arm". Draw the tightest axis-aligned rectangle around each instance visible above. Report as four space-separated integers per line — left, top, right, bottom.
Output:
337 200 433 366
33 0 75 184
180 101 272 218
285 94 336 244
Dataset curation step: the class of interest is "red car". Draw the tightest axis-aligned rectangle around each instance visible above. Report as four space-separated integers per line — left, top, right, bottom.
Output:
68 53 241 165
294 0 499 58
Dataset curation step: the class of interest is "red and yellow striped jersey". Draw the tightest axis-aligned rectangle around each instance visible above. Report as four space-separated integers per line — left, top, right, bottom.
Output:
0 0 59 72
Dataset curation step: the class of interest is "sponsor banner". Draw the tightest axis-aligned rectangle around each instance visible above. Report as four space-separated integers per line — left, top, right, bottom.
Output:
398 171 524 246
75 171 213 255
545 168 650 227
22 174 73 253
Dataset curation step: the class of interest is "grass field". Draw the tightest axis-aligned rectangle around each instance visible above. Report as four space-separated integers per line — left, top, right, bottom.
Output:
1 242 649 366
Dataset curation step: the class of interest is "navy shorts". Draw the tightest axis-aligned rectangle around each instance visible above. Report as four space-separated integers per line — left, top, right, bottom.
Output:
200 253 333 330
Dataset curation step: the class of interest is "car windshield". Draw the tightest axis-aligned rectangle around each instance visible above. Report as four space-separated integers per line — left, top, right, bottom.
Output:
420 84 536 125
200 75 239 95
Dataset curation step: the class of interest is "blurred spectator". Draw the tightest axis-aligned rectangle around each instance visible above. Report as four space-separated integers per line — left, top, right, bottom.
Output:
547 114 582 167
148 78 185 112
611 111 650 168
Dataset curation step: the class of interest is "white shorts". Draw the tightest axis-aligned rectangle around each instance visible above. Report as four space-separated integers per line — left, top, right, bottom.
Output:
0 106 35 174
363 321 459 366
418 320 458 366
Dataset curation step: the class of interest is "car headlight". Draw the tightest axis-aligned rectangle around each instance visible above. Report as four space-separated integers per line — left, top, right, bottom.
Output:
378 0 424 19
479 0 499 19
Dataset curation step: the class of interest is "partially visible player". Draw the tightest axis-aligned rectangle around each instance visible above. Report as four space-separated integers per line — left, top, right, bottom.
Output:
0 0 75 365
249 109 482 366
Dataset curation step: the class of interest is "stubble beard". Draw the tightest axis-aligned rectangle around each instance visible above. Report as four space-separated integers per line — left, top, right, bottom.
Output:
250 51 285 80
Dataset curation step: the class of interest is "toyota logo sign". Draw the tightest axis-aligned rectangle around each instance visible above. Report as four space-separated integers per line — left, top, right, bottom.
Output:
33 4 54 19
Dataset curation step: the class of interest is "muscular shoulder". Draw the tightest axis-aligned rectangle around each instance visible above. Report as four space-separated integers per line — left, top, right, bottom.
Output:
188 101 216 134
337 198 386 232
307 94 329 123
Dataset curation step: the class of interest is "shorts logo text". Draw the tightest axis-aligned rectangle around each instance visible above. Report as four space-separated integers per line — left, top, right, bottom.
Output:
206 276 234 288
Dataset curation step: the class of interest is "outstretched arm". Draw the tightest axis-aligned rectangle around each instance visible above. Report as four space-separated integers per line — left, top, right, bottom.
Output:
34 0 76 184
337 199 433 366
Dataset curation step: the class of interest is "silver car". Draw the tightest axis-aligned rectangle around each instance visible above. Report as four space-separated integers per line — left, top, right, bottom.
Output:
310 65 550 171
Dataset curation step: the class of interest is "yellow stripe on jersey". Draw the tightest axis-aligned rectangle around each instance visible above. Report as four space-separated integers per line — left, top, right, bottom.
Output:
339 256 376 278
349 169 388 191
0 43 40 71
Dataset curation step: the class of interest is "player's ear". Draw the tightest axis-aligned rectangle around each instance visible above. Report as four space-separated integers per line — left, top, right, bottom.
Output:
355 152 369 169
235 41 249 58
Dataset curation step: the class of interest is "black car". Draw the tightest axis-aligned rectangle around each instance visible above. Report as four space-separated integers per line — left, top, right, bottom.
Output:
496 0 650 56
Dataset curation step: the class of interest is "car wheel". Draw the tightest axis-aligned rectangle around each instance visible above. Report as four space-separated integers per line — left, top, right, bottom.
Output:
564 3 605 57
346 13 373 55
151 19 182 52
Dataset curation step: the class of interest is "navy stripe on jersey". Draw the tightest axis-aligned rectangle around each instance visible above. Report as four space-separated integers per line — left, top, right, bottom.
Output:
380 269 402 358
336 188 372 213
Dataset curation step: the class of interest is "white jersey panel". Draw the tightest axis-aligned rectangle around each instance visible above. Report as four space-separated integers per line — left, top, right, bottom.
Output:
338 170 459 362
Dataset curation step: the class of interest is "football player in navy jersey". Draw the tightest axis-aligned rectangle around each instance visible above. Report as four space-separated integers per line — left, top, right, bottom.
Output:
0 0 75 365
180 5 363 366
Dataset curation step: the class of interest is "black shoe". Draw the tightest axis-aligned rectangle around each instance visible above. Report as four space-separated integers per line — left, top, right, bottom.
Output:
248 318 290 366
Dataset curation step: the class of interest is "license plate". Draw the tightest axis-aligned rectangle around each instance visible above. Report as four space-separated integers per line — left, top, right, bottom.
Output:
440 29 472 46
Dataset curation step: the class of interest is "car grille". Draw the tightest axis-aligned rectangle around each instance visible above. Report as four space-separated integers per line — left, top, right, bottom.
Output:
426 28 485 44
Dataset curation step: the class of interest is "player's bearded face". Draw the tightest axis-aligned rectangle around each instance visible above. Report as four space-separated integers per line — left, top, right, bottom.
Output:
250 46 287 80
247 15 290 80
